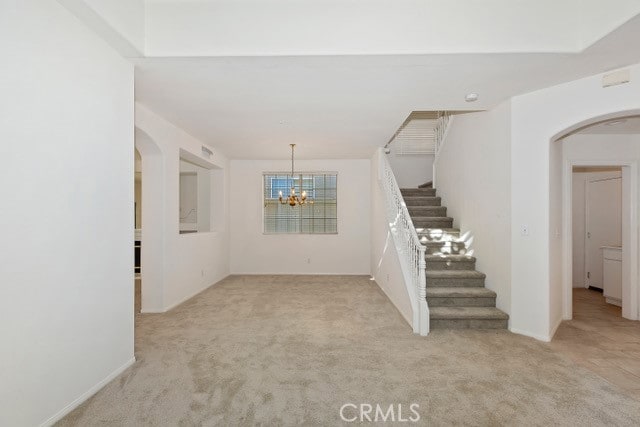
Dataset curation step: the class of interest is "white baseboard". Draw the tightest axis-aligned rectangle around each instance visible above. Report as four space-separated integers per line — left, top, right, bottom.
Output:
509 327 552 342
163 274 230 312
548 316 564 340
509 316 564 342
40 357 136 427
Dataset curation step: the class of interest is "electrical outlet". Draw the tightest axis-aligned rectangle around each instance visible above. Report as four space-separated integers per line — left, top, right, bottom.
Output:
306 258 311 264
521 225 529 236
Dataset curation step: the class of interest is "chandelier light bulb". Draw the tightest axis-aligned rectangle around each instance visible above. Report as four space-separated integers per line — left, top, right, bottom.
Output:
278 144 313 207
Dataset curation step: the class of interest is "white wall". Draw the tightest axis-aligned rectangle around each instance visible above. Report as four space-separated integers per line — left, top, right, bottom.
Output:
511 63 640 341
144 0 640 56
57 0 145 56
370 150 414 326
135 105 230 312
386 147 433 188
432 103 512 315
572 169 623 287
229 159 371 274
83 0 145 52
0 1 134 425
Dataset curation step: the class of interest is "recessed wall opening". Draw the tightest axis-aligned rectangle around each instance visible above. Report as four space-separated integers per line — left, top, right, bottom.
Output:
179 149 217 234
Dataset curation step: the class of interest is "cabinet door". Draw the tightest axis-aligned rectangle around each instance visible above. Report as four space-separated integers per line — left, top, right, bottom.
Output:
603 258 622 301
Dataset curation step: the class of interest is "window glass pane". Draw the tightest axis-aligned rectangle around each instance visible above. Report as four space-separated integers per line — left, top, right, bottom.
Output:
263 172 337 234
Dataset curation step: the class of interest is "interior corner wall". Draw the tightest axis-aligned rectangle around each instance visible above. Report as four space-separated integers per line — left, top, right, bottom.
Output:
431 103 512 316
370 150 414 326
229 159 371 275
386 145 434 188
82 0 146 53
0 1 134 425
135 104 230 311
510 62 640 341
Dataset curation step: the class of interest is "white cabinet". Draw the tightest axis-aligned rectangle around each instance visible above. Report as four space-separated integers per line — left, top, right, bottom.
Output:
602 246 622 307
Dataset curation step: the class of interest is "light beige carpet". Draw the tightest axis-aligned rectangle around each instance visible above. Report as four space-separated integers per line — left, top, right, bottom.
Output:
59 275 640 425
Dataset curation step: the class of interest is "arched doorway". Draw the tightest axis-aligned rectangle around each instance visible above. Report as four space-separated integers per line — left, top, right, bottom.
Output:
549 110 640 323
134 128 165 313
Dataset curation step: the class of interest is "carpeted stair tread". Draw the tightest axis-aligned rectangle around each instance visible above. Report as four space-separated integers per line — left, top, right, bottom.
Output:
412 216 454 221
403 196 442 206
407 206 447 216
400 188 436 197
416 228 460 239
427 270 486 279
426 287 496 298
417 227 459 233
426 270 486 287
422 241 467 255
425 254 476 262
429 306 509 320
413 218 454 228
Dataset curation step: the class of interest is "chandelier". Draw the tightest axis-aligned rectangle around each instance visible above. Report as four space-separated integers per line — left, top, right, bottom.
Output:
279 144 312 206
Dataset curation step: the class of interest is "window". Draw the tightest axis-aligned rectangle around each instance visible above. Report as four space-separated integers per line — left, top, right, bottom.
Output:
263 173 337 234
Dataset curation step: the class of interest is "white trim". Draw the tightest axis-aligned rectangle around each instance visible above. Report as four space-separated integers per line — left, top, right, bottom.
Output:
549 315 564 340
163 274 229 312
562 159 639 322
583 175 622 289
39 357 136 427
520 315 564 342
509 327 553 342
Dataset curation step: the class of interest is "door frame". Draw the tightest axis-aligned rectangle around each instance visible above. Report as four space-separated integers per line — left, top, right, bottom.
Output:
562 159 638 320
583 174 622 289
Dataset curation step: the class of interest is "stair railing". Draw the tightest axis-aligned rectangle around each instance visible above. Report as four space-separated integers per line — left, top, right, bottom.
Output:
434 111 451 155
379 148 429 335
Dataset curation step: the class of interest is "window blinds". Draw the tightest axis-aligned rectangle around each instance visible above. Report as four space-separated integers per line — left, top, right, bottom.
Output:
263 173 337 234
392 111 440 155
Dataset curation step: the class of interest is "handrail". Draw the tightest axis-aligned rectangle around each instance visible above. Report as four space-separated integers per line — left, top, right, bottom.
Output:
378 149 429 335
434 111 451 155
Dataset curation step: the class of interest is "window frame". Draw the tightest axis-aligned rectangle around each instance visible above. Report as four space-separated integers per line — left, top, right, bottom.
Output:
262 171 338 235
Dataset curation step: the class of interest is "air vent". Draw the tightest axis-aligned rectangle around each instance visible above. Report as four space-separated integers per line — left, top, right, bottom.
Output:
392 112 440 155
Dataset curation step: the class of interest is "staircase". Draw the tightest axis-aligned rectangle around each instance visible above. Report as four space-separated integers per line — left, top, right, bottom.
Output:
400 187 509 329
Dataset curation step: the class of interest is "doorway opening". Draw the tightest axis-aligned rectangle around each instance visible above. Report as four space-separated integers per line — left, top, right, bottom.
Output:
571 165 623 320
134 128 164 314
134 148 142 313
557 114 640 323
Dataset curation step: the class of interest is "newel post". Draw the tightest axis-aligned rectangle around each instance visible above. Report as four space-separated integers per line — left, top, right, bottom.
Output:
418 245 429 335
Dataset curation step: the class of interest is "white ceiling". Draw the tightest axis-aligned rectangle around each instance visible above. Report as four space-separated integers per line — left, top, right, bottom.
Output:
143 0 640 56
58 1 640 159
134 14 640 159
